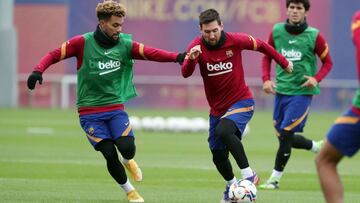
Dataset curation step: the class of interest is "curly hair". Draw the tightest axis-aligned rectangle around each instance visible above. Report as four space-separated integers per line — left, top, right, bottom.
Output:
96 0 126 21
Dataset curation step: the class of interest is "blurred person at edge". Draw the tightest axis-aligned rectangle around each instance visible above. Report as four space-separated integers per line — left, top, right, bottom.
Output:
316 10 360 203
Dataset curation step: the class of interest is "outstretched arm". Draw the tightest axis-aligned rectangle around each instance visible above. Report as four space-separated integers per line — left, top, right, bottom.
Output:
28 36 84 90
131 41 181 63
34 35 85 73
252 36 291 71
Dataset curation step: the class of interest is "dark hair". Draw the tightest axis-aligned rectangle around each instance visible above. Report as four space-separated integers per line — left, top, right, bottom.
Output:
286 0 310 11
96 0 126 21
199 9 222 27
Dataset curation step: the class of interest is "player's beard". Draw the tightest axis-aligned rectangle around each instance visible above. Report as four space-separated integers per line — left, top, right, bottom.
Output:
208 39 218 46
202 31 226 50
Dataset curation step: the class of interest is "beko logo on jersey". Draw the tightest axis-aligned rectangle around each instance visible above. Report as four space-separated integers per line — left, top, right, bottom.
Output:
281 48 302 61
207 62 233 76
98 60 121 75
98 60 121 69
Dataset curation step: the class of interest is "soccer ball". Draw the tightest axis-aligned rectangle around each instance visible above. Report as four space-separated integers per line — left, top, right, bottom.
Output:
228 179 257 202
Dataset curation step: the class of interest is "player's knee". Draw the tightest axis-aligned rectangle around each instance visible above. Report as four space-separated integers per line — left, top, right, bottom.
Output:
97 140 118 161
315 154 323 168
278 130 294 153
215 119 237 139
211 149 229 164
278 130 294 144
115 136 136 159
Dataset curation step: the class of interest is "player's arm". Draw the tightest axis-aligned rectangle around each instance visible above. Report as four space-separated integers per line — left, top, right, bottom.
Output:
301 33 333 88
261 33 277 94
261 32 275 82
27 36 85 90
313 33 333 82
238 33 292 72
34 35 84 72
131 41 185 64
181 44 200 78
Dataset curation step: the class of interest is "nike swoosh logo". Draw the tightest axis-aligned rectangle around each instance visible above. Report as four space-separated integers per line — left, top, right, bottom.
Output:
288 40 297 44
125 122 129 126
99 67 121 75
284 153 290 156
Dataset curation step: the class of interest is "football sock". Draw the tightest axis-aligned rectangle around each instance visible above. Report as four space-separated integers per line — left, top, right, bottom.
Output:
216 118 250 169
122 158 130 164
311 140 319 152
270 169 283 181
292 134 312 150
226 177 237 186
120 178 135 193
274 130 294 171
241 167 254 179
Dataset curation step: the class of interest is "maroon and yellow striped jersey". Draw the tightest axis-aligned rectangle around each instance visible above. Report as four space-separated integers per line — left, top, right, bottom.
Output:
182 32 289 116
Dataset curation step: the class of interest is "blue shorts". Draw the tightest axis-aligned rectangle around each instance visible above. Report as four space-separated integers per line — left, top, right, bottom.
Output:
273 94 312 133
208 98 254 150
327 109 360 157
79 110 134 150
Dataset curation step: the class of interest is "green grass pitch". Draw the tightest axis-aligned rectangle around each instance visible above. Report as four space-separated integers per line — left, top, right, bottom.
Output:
0 108 359 203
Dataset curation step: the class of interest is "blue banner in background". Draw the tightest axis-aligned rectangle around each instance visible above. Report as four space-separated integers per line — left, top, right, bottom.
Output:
331 0 360 79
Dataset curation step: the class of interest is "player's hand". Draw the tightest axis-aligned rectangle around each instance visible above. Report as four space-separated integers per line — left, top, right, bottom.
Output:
301 75 318 88
189 45 201 60
284 60 293 73
263 80 276 94
27 71 43 90
176 51 187 65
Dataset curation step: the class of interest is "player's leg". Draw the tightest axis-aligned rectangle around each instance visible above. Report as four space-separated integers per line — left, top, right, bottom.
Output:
96 139 129 186
79 111 143 202
211 149 236 203
293 133 323 153
209 115 236 203
215 119 258 183
218 98 258 182
110 110 142 182
276 95 313 168
97 140 143 202
110 110 143 202
284 95 323 152
261 94 296 189
316 109 360 203
80 113 126 184
315 140 343 203
98 141 143 203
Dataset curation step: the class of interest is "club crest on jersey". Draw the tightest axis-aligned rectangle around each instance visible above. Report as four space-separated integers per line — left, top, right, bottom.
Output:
88 127 94 135
226 50 233 58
